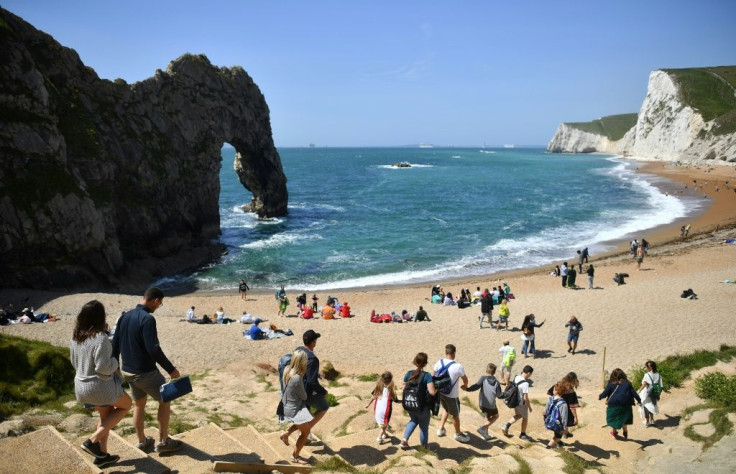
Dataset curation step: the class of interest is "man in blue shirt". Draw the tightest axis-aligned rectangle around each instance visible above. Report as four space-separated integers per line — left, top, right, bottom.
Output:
112 287 182 453
249 318 267 340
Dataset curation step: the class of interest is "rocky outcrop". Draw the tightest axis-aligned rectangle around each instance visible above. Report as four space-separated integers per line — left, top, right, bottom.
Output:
0 8 288 289
546 124 620 154
548 69 736 163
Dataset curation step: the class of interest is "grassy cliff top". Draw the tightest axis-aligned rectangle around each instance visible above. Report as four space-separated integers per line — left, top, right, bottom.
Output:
565 113 638 141
664 66 736 136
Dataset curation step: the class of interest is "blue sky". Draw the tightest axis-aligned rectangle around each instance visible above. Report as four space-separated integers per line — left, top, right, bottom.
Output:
4 1 735 147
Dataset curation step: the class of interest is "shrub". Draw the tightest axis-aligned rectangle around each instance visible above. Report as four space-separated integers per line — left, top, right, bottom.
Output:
695 372 736 409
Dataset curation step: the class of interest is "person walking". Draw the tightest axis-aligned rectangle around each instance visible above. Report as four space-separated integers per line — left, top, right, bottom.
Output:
639 361 663 427
400 352 437 449
565 316 583 355
501 365 534 441
560 262 569 288
498 340 516 386
599 368 641 439
111 287 183 453
496 299 510 331
71 300 132 468
462 363 503 441
279 350 314 465
544 382 569 449
546 372 580 439
586 264 595 289
365 372 399 444
282 330 329 439
479 291 493 329
577 250 584 273
276 285 288 316
636 245 645 270
238 279 250 300
520 314 545 358
433 344 470 443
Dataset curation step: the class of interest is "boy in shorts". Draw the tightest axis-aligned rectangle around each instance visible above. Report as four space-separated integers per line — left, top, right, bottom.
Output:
462 363 503 440
498 340 516 386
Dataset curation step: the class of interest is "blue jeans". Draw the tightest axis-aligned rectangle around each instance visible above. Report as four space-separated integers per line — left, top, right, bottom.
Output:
403 408 430 447
522 338 536 356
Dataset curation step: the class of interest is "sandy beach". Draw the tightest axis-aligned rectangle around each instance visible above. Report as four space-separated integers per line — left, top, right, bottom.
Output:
2 160 735 392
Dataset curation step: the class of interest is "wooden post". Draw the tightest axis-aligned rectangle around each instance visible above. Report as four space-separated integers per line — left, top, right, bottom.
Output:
602 346 607 389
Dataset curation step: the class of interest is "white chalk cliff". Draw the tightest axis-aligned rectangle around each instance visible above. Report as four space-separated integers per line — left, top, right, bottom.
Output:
548 70 736 163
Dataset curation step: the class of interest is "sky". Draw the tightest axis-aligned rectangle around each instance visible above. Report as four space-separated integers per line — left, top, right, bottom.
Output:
3 1 736 147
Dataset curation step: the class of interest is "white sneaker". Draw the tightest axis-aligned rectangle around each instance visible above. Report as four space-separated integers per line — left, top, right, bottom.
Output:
477 427 491 440
437 428 446 437
454 433 470 443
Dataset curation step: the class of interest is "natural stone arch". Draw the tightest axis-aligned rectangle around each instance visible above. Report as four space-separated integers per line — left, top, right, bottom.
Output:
0 9 287 289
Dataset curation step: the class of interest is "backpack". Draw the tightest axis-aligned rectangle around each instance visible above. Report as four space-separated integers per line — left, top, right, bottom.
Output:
502 378 528 408
648 373 663 401
433 360 457 395
544 397 566 431
277 353 292 394
402 372 427 412
502 348 516 367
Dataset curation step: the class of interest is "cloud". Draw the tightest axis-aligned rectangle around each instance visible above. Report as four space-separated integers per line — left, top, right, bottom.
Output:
360 58 432 82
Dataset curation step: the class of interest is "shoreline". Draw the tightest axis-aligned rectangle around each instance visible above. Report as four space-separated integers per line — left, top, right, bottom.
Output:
192 157 736 297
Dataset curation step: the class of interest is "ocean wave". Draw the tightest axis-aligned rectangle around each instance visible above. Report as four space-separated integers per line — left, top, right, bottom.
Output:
240 232 323 250
375 163 434 169
289 202 346 212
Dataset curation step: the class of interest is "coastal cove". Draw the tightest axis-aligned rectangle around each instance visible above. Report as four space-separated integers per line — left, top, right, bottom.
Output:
158 147 723 294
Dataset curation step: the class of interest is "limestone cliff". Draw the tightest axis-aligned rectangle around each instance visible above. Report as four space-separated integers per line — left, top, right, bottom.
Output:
0 9 288 289
547 68 736 163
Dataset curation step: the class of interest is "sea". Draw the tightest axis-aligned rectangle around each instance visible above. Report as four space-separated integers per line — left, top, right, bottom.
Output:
156 147 703 293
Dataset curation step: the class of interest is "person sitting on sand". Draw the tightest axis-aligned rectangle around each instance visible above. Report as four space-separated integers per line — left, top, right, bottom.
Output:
249 319 267 340
415 306 431 322
321 302 336 319
443 292 456 306
186 306 196 321
215 307 226 324
197 314 213 324
339 302 351 318
301 306 314 319
401 309 412 322
240 311 256 324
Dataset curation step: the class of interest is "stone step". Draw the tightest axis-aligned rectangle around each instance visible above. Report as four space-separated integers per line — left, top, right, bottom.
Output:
261 430 322 463
126 424 260 474
0 426 100 474
74 431 171 473
227 425 285 465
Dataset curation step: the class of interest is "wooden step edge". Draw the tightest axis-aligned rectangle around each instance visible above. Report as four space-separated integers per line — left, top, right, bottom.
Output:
213 461 311 473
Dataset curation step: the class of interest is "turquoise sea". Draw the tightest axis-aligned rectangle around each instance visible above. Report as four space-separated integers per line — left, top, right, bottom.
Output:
158 147 700 292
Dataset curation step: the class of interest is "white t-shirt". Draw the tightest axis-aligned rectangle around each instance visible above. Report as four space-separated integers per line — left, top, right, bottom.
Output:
433 358 466 398
513 374 531 406
186 309 195 320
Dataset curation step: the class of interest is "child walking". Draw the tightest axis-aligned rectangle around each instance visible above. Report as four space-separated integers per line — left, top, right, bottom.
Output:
365 372 398 444
463 363 503 440
496 299 510 330
544 382 569 449
498 341 516 386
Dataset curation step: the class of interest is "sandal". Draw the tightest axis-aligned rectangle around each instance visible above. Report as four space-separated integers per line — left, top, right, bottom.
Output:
291 455 310 465
610 430 618 439
279 432 290 446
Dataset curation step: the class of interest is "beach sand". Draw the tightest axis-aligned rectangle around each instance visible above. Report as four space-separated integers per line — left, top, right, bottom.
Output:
1 160 735 470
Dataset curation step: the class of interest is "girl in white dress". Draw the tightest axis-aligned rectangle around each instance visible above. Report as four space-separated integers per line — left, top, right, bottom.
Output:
638 360 663 427
366 372 398 443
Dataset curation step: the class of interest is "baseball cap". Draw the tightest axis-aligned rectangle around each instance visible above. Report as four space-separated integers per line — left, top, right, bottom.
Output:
303 329 321 345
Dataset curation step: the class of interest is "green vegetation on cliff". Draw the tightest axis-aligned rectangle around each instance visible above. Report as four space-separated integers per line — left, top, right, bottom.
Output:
566 113 638 141
664 66 736 136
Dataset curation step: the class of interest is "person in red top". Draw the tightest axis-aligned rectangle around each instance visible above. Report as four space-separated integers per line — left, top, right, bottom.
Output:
301 307 314 319
339 302 351 318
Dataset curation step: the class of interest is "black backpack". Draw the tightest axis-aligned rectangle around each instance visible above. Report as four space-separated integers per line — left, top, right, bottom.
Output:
502 378 529 408
402 372 427 412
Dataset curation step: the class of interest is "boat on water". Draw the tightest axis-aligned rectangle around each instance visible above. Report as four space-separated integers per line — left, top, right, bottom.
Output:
503 144 515 148
418 143 434 148
391 162 412 168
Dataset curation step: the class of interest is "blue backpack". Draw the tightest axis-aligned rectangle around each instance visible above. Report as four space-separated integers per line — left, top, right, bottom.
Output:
544 397 567 431
433 360 457 395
